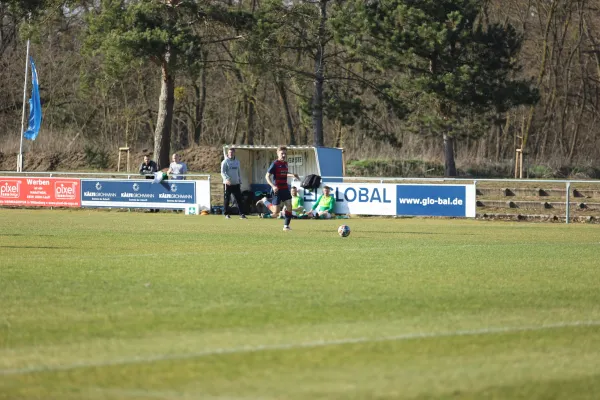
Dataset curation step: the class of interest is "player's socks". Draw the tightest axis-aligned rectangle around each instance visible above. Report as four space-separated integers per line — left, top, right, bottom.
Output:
265 202 276 213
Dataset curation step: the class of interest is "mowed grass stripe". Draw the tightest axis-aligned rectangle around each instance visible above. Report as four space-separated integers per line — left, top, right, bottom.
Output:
1 320 600 376
3 324 600 400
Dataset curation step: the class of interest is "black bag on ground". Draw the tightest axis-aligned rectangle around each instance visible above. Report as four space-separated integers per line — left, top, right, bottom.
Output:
241 190 255 214
301 174 321 190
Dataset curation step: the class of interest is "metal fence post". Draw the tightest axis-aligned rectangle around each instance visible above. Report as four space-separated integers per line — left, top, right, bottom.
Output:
565 182 570 224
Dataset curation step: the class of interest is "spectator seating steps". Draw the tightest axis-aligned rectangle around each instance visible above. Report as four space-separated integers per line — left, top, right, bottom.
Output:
476 200 600 210
474 187 600 199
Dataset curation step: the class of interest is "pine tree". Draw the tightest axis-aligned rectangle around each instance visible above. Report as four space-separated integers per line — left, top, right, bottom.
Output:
334 0 538 176
86 0 252 168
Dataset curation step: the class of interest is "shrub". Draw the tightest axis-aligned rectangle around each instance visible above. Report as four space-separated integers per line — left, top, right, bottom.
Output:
527 164 554 179
346 159 444 177
84 146 109 169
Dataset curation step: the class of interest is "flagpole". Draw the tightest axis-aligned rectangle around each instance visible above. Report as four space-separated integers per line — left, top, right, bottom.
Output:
18 40 30 172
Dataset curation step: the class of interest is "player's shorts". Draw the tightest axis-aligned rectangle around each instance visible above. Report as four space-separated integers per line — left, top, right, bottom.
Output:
272 188 291 205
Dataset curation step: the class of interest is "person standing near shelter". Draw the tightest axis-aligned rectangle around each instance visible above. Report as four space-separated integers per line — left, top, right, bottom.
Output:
139 155 159 212
167 153 187 180
221 147 247 219
256 146 300 231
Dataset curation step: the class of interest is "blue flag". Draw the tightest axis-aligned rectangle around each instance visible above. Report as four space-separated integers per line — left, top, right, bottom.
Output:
23 58 42 141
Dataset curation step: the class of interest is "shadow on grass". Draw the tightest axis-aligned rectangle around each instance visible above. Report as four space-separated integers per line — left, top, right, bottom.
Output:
0 234 56 237
400 231 476 236
0 245 74 249
309 229 476 236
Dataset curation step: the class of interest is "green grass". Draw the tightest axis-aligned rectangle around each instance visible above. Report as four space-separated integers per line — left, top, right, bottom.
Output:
1 209 600 399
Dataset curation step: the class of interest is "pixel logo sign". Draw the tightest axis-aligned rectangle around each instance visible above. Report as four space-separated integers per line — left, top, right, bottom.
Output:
0 180 20 198
54 181 78 200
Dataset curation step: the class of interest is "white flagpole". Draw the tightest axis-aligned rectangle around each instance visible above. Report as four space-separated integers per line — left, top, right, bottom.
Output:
18 39 30 172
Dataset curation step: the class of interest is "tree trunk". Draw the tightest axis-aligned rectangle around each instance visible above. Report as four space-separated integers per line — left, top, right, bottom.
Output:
334 120 343 148
140 75 156 139
522 0 557 152
312 67 324 146
443 132 457 177
193 69 207 145
568 80 586 163
154 58 175 169
275 77 296 145
245 83 258 145
231 101 242 144
246 95 255 145
495 120 503 163
173 117 189 150
312 0 327 147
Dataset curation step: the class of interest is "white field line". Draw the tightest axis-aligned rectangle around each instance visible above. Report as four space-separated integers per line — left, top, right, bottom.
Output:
1 320 599 377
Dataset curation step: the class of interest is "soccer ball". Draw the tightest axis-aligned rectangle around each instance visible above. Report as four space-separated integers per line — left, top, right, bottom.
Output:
338 225 351 237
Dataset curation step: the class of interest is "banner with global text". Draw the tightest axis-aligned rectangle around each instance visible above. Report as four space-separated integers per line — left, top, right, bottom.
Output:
301 183 476 217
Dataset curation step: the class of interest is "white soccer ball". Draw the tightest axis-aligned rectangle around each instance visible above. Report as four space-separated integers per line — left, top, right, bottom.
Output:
338 225 351 237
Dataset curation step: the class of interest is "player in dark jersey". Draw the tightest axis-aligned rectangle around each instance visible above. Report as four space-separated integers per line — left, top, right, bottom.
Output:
256 146 300 231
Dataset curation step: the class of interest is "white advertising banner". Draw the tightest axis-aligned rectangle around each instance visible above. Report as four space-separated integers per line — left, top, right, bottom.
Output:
301 183 397 215
301 183 476 217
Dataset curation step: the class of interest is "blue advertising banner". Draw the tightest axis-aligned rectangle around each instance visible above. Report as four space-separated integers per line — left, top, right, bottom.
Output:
396 184 474 217
81 179 196 209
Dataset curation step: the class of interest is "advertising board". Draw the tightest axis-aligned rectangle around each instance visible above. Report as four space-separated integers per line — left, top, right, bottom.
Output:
302 183 476 217
0 177 80 207
80 179 211 210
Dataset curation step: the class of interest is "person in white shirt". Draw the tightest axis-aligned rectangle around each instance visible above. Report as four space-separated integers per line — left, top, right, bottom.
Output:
167 153 187 180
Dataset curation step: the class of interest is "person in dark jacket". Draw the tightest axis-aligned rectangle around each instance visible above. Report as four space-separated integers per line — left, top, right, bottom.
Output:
139 155 159 212
139 155 158 177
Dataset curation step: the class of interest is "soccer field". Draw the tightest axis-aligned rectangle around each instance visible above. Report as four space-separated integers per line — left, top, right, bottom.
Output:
1 209 600 399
